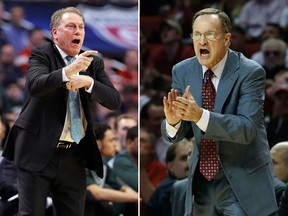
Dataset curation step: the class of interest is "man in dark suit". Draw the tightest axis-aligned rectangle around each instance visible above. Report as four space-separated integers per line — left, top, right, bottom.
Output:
161 8 277 216
2 7 121 216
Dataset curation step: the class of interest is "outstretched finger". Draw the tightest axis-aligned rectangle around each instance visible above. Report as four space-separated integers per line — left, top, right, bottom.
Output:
81 50 98 57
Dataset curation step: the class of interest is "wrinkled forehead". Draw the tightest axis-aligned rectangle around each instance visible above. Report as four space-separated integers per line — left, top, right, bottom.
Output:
193 14 222 32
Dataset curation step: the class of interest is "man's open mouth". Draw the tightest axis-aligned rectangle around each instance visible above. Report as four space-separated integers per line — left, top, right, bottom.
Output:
72 39 80 44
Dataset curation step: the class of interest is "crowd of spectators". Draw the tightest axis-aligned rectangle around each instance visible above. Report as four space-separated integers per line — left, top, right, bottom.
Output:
140 0 288 215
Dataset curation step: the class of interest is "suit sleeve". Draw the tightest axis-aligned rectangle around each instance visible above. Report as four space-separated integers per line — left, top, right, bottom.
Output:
88 56 121 110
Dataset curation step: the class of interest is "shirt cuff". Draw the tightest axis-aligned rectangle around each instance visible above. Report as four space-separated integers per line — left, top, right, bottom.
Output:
85 77 94 93
62 68 69 82
166 120 181 138
196 109 210 132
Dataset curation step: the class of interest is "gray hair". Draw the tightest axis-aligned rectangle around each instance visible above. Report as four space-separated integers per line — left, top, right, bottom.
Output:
192 8 231 33
50 7 84 30
261 38 287 54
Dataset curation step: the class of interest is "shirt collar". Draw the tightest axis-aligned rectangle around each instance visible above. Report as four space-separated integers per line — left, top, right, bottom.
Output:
55 44 78 62
202 51 228 79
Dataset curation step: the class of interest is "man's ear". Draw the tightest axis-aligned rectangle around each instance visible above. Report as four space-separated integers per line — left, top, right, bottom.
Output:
96 139 102 149
167 161 174 172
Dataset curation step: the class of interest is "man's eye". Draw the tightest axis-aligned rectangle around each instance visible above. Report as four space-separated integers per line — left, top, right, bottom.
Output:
206 32 215 38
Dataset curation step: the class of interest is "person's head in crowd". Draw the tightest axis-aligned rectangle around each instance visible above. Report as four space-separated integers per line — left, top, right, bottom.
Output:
103 111 121 132
160 19 183 44
262 38 286 79
28 27 46 49
126 125 138 163
166 138 193 180
140 127 157 167
5 81 24 105
140 99 165 138
230 25 246 54
271 141 288 183
271 83 288 119
274 70 288 84
9 6 26 27
114 113 137 152
50 7 84 57
191 8 231 69
261 23 285 42
123 49 138 73
0 43 16 67
93 123 117 158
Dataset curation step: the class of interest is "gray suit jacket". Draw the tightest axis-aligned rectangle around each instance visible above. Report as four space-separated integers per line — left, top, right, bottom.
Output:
161 49 277 216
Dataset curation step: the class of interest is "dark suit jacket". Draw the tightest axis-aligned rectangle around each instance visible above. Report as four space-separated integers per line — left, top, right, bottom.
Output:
3 40 121 178
161 49 277 216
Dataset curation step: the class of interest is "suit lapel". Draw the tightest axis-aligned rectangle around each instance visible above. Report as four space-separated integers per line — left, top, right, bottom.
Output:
214 50 240 113
187 60 203 106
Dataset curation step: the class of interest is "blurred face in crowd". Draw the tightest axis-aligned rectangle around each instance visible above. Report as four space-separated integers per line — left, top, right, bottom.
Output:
144 104 165 138
160 25 181 44
0 44 15 65
126 136 138 160
263 44 285 70
116 117 137 151
168 143 191 180
52 12 85 56
192 14 231 68
97 129 117 158
262 25 281 41
140 129 156 166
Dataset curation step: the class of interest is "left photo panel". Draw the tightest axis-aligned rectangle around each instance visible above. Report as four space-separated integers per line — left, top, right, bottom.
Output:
0 0 139 216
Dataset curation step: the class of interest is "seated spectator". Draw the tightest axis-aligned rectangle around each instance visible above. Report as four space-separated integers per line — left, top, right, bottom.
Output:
14 27 46 74
0 43 23 87
271 141 288 183
85 123 138 216
112 125 138 191
229 25 248 57
237 0 286 41
146 19 194 77
260 38 287 80
2 5 33 53
251 23 288 68
116 49 138 87
266 83 288 147
145 138 193 216
140 99 172 164
107 113 137 168
140 127 167 216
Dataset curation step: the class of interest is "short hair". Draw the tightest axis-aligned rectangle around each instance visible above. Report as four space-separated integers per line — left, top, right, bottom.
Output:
126 125 138 141
192 8 231 33
272 142 288 166
140 127 156 146
140 99 163 121
50 7 84 30
166 138 192 163
262 38 287 54
114 113 136 131
93 123 111 141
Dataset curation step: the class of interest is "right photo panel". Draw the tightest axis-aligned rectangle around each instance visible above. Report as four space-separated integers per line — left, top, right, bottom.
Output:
140 0 288 216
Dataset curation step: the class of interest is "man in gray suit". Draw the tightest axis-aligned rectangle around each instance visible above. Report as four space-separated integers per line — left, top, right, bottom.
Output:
161 8 277 216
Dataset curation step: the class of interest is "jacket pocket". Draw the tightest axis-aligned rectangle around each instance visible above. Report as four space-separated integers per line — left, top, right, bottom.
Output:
243 152 270 174
14 117 39 135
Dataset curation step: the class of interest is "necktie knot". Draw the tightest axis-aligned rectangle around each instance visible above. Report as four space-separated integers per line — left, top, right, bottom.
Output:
204 69 214 82
66 56 75 65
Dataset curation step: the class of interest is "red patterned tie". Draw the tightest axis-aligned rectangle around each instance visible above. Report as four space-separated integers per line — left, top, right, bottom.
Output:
199 69 219 181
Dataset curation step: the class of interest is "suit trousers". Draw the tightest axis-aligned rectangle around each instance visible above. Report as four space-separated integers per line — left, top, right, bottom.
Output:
17 145 86 216
193 168 248 216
